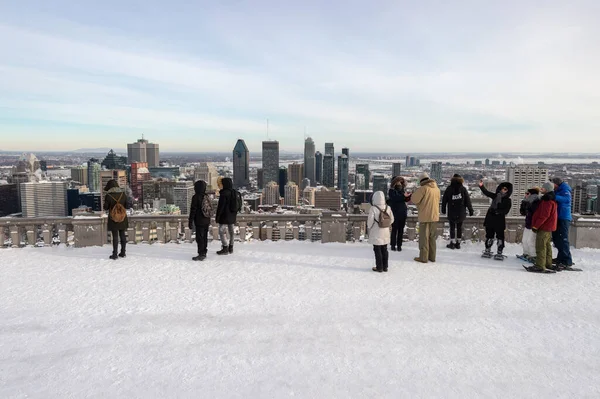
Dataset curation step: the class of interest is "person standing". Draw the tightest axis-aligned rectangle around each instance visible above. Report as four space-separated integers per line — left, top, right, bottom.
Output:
411 172 441 263
215 177 237 255
551 177 573 268
441 174 474 249
368 191 394 272
479 180 513 259
103 179 132 260
189 180 212 261
388 176 411 251
528 182 558 273
519 187 541 261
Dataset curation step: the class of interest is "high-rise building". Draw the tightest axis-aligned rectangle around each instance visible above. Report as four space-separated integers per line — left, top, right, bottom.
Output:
405 155 410 167
325 143 334 157
101 149 127 170
288 162 304 186
257 168 264 190
485 158 490 167
284 182 299 206
262 181 280 205
173 181 194 215
372 175 389 195
142 180 177 207
301 178 310 191
0 184 19 216
100 170 127 195
67 189 102 215
315 151 323 184
323 154 335 188
409 156 416 167
87 158 101 192
431 162 443 183
303 187 316 206
315 188 342 210
304 137 316 186
20 182 68 217
262 140 279 189
194 163 219 191
70 166 88 186
392 163 402 178
278 167 288 198
130 162 152 200
233 139 250 189
355 164 370 190
337 154 349 199
342 148 349 158
506 166 549 216
128 138 160 167
39 160 47 172
572 182 589 214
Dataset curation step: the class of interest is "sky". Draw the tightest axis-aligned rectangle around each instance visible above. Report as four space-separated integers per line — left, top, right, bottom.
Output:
0 1 599 153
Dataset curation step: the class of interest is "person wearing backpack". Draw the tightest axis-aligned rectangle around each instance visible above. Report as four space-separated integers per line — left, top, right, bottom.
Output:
215 177 237 255
411 172 441 263
189 180 212 261
103 179 131 260
441 174 474 250
368 190 395 272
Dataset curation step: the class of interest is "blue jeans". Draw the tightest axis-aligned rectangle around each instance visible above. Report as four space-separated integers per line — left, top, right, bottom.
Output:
552 219 572 266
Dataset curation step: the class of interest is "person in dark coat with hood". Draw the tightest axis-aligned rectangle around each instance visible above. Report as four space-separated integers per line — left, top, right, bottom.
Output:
215 177 237 255
189 180 212 261
103 179 132 260
478 180 513 256
441 174 474 249
387 176 411 251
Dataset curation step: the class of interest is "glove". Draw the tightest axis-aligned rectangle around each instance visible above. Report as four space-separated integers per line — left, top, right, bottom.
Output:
532 227 538 233
469 211 474 217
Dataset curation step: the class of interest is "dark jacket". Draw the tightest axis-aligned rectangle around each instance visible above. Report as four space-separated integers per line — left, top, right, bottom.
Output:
480 182 513 231
388 187 410 219
520 194 540 229
216 177 237 225
189 180 211 228
554 182 572 221
103 183 131 231
532 192 557 232
441 176 474 222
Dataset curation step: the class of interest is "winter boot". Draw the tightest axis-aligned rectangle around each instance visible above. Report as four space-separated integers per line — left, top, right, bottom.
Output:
109 253 118 260
482 238 494 258
455 241 461 250
192 254 206 261
446 241 456 249
118 251 126 258
228 244 234 254
217 246 229 255
390 246 396 251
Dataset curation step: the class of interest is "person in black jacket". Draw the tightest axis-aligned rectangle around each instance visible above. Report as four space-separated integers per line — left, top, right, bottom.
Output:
388 176 411 251
479 180 513 257
215 177 237 255
189 180 211 261
441 174 474 249
103 179 132 260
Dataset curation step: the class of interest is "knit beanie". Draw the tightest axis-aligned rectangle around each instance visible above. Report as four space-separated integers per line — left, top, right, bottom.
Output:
551 177 563 186
542 182 554 192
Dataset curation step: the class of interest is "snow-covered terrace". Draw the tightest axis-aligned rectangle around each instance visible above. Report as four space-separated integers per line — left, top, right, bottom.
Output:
2 240 599 398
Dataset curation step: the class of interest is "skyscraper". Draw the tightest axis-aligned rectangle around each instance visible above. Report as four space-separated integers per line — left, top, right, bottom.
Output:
0 184 19 217
392 163 402 178
506 166 549 216
284 182 299 206
130 162 152 200
485 158 490 168
325 143 334 157
101 149 127 170
304 137 316 186
342 148 349 158
323 155 335 188
87 158 101 192
409 157 416 167
337 154 349 199
262 181 280 205
128 138 160 167
262 140 279 188
70 166 88 186
315 151 323 184
257 168 264 189
233 139 250 188
100 170 127 195
355 164 370 190
430 162 443 183
173 181 194 215
194 163 219 191
373 175 389 195
20 182 68 217
288 162 304 186
405 155 410 167
278 167 288 198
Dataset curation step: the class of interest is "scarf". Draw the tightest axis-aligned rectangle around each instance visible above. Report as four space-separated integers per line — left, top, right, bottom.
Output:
491 191 505 210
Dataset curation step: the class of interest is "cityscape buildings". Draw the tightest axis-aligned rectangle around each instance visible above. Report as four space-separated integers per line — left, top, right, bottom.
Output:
173 181 194 215
304 137 316 186
288 162 304 186
431 162 443 183
284 182 299 206
337 154 349 199
355 164 370 190
87 158 101 192
101 150 127 170
262 141 280 189
315 188 342 210
278 167 288 198
506 166 549 216
392 163 402 178
128 138 160 167
232 139 250 189
20 182 68 217
262 181 280 205
315 151 323 185
372 175 389 195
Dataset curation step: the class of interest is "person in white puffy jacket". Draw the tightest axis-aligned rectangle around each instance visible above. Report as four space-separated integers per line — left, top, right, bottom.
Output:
368 191 395 272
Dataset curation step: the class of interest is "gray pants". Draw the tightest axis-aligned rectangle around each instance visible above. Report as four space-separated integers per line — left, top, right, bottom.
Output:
219 224 235 246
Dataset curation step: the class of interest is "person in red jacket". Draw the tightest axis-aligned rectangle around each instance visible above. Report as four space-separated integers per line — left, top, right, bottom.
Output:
530 182 558 272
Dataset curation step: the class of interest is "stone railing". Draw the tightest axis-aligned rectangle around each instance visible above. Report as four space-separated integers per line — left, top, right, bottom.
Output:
1 214 599 249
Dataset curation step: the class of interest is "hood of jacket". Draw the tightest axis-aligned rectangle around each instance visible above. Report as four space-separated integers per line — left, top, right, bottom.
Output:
420 178 438 188
222 177 233 190
450 176 464 186
104 179 120 192
556 181 572 194
496 182 513 197
371 191 386 207
541 191 556 201
194 180 207 195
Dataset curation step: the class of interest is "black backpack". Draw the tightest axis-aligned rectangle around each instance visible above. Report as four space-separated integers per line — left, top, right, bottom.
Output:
230 189 243 213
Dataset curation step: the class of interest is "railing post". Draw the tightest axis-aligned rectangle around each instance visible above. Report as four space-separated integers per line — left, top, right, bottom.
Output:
42 224 51 246
127 226 136 244
10 225 20 248
184 226 192 243
26 225 36 246
57 224 67 245
239 222 247 242
156 222 165 243
211 220 219 241
142 222 150 243
266 221 273 241
292 221 299 240
406 220 417 241
305 221 313 242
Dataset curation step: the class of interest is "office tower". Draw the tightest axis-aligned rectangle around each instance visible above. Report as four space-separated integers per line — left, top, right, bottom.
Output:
304 137 316 186
142 180 177 207
485 158 490 167
415 158 421 167
257 168 264 190
284 182 299 206
100 170 127 195
173 181 194 215
87 158 102 192
474 161 483 166
130 162 152 200
492 160 501 166
262 181 280 205
303 187 316 206
392 163 402 178
325 143 334 157
372 175 389 195
405 155 410 167
409 156 416 167
337 154 349 199
0 184 19 216
67 189 102 215
288 162 304 186
128 137 160 167
430 162 443 183
342 147 349 158
315 188 342 210
506 166 549 216
39 160 47 172
278 167 288 198
572 182 590 214
20 182 68 217
194 162 219 191
315 151 323 184
233 139 250 189
323 154 334 188
262 140 279 189
301 178 310 191
101 149 127 170
355 164 370 190
70 166 88 186
148 167 180 179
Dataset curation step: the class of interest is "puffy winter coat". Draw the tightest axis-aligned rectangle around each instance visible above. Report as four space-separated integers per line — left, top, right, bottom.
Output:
480 182 513 231
520 194 540 229
103 186 131 231
411 178 441 223
189 180 211 228
368 191 395 245
216 177 237 225
388 187 410 219
532 192 558 232
441 176 474 222
554 182 572 221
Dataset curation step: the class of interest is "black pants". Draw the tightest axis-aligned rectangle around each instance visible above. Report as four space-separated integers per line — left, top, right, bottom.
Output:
485 226 505 251
111 230 126 255
390 216 406 249
449 221 463 240
195 225 209 255
373 245 389 270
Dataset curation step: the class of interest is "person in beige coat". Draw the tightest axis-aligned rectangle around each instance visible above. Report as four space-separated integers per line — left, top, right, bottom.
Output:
411 172 441 263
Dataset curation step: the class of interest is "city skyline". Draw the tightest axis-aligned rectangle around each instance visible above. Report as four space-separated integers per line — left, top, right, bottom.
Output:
1 2 599 152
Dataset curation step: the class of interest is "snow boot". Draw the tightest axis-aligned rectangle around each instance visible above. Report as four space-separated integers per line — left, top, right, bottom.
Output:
397 246 402 252
228 244 234 254
192 254 206 261
118 251 126 258
482 248 492 258
217 246 229 255
446 241 456 250
109 253 118 260
390 246 396 251
454 241 461 250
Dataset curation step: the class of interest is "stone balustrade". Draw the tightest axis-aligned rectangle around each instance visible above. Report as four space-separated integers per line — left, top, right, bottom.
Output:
1 214 599 249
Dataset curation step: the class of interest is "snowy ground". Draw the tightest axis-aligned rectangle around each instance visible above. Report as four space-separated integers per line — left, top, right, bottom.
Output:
1 240 600 398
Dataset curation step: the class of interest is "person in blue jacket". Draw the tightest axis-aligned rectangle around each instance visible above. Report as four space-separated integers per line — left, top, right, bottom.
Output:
551 177 573 267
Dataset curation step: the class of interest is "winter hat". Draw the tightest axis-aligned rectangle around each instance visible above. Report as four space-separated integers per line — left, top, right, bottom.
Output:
419 172 430 182
527 187 540 195
551 177 563 186
453 173 461 178
542 182 554 193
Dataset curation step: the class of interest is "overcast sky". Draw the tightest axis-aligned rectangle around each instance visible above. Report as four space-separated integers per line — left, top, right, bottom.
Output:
0 1 598 153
